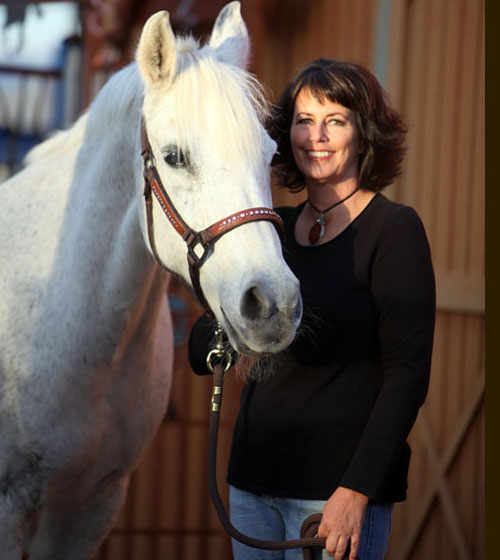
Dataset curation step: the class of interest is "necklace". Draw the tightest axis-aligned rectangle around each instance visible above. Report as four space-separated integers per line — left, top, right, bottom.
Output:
308 187 359 245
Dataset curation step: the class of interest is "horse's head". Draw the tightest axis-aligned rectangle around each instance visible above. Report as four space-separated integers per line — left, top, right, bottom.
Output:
136 2 302 356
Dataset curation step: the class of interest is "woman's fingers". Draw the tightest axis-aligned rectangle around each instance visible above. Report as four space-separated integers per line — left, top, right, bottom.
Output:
317 519 329 538
348 535 360 560
324 532 339 557
332 534 350 559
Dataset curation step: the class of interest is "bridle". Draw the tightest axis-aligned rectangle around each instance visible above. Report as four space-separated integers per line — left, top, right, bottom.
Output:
140 120 284 317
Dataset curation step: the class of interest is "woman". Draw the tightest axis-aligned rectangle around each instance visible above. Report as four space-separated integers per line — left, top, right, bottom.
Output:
188 58 436 560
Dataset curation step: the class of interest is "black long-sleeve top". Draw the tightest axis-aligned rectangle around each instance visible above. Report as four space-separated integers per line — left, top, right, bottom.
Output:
189 193 436 503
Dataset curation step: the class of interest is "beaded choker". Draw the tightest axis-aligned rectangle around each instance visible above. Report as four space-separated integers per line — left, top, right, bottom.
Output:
308 187 359 245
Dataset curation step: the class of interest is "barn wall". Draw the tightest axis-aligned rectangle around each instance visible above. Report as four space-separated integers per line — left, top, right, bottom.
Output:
383 1 485 558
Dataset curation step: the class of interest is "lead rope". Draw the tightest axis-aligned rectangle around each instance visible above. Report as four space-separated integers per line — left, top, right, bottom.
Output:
206 325 326 560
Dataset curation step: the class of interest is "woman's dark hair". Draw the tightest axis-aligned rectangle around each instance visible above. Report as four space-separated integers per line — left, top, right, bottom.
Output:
270 58 407 192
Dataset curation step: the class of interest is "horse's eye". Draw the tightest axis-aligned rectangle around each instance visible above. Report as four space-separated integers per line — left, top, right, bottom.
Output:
164 149 186 168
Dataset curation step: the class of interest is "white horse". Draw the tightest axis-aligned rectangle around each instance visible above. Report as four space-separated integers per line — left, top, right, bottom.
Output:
0 3 302 558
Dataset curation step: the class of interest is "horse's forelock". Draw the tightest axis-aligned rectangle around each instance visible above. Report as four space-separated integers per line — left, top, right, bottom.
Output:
165 46 271 167
175 34 200 55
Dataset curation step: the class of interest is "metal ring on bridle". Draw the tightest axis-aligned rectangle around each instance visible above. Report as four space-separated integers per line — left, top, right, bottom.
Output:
206 347 233 374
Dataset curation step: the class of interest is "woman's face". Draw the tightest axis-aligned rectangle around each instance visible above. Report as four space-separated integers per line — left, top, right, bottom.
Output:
290 87 363 186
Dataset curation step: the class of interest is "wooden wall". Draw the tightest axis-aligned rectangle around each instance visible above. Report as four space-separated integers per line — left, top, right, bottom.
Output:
95 0 485 558
383 0 485 558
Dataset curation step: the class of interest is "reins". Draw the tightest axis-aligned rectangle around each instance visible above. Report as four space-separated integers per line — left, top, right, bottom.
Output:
206 326 327 560
140 120 284 318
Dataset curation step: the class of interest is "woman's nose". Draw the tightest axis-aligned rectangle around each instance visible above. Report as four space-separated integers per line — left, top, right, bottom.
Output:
309 124 328 142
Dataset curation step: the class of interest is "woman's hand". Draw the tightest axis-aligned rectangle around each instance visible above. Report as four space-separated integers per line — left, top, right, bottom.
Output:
317 486 369 559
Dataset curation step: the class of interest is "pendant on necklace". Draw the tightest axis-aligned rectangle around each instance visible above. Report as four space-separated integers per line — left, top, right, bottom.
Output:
309 214 325 245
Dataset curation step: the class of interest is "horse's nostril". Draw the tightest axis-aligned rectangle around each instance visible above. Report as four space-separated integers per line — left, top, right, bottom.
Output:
240 285 277 321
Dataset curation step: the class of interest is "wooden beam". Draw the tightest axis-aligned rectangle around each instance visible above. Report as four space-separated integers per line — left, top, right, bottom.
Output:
395 374 484 560
386 0 410 111
436 273 485 314
441 373 485 470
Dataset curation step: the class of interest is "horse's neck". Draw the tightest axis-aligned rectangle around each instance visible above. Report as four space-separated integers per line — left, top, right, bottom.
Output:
51 100 160 353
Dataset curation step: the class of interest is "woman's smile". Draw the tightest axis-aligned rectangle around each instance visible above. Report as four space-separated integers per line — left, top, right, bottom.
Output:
305 150 334 160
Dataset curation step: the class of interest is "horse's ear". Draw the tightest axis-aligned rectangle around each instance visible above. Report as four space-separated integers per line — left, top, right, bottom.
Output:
136 11 177 87
209 1 250 69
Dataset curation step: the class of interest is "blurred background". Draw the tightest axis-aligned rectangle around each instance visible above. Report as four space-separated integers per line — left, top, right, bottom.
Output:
0 0 484 558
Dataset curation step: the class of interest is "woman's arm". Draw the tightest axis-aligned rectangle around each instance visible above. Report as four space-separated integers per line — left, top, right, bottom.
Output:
319 205 435 558
340 205 436 499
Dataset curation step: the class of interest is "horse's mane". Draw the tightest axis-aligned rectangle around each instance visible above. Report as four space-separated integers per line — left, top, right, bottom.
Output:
26 35 271 167
85 64 144 137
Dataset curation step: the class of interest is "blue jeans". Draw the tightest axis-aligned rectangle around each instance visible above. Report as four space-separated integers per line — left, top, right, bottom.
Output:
229 485 393 560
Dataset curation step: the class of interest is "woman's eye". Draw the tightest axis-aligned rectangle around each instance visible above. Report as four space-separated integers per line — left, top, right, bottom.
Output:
297 118 313 125
328 118 344 126
164 149 187 168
